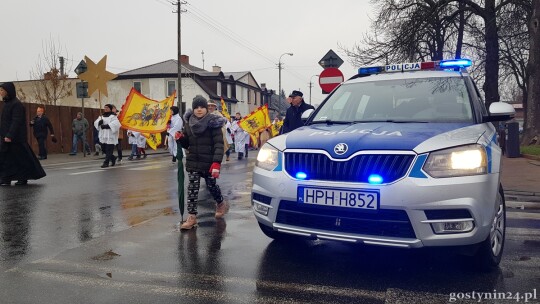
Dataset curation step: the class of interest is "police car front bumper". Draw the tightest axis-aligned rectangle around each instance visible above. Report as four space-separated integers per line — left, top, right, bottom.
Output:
252 166 500 248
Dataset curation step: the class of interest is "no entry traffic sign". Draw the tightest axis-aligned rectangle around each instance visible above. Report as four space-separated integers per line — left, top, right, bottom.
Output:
319 67 344 94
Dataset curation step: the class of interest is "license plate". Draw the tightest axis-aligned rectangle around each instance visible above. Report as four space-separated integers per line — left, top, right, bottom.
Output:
298 186 379 210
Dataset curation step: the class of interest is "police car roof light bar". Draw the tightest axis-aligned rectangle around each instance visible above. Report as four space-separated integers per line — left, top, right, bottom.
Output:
357 58 472 76
439 58 472 68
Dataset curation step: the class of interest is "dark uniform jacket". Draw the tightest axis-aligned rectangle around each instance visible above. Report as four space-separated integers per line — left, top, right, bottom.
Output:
280 100 315 134
178 110 227 173
31 114 54 139
0 84 27 143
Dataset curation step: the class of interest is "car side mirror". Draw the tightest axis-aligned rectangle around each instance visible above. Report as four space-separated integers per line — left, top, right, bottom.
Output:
484 102 515 122
301 109 314 122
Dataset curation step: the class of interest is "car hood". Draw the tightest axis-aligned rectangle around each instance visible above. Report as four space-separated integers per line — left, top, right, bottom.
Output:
275 122 483 158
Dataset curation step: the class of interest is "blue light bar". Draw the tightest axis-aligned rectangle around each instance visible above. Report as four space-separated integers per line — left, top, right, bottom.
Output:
439 59 472 69
358 66 383 75
368 174 383 184
296 172 307 180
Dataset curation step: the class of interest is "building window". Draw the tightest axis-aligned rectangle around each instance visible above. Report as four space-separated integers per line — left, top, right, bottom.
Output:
227 84 231 98
133 81 142 93
167 80 176 97
217 82 222 96
225 102 232 116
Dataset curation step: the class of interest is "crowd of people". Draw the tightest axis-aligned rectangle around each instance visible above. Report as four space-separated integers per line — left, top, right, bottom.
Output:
0 81 314 230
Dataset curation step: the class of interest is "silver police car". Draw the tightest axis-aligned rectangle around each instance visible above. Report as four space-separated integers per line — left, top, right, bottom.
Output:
252 59 515 270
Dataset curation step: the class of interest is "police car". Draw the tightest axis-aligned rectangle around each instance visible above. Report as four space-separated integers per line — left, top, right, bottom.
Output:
252 59 515 270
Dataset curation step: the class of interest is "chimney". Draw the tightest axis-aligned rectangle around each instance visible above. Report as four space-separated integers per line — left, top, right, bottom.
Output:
261 83 267 89
212 65 221 72
180 55 189 64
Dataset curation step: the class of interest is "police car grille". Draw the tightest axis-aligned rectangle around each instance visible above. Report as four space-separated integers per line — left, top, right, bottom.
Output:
284 153 414 183
276 200 416 238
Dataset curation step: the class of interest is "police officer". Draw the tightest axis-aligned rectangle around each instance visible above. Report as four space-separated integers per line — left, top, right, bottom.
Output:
280 90 314 134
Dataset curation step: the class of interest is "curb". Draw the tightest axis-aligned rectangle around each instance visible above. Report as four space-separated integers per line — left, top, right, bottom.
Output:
522 154 540 161
505 190 540 203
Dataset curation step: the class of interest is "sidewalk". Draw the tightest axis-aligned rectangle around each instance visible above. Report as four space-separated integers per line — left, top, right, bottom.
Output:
501 156 540 202
38 148 170 166
39 150 540 202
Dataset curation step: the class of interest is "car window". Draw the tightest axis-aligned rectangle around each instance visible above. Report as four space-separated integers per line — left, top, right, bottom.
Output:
313 77 473 123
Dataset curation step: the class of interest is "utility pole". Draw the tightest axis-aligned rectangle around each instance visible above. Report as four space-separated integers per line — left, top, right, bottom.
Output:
309 74 319 105
174 1 186 110
59 56 65 77
201 50 205 70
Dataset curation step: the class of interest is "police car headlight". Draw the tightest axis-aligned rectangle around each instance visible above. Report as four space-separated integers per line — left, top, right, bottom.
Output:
256 144 279 171
424 145 487 178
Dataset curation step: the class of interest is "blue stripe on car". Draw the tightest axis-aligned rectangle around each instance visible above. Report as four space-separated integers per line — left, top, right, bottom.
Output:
486 133 497 173
273 152 283 172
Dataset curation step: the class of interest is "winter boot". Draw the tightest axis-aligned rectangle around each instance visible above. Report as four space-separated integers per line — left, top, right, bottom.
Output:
180 215 198 230
215 200 230 219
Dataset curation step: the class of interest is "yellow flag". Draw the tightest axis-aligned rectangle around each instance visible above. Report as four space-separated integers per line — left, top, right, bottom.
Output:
271 120 283 137
220 98 231 121
238 104 271 134
142 132 162 150
249 133 258 148
118 88 175 133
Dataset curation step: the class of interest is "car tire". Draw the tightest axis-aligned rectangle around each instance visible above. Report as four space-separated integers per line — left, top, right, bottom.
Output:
470 186 506 271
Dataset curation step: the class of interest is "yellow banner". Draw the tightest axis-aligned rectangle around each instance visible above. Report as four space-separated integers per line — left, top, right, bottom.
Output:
238 104 271 134
142 132 162 150
249 133 258 148
118 88 175 133
271 120 283 137
220 98 231 121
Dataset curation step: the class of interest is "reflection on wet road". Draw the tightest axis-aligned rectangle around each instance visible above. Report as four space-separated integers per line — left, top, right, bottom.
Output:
0 154 538 303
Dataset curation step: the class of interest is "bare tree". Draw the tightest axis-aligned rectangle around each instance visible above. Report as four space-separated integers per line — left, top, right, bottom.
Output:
22 38 73 106
459 0 532 108
498 3 530 102
341 0 466 67
523 0 540 145
17 38 74 153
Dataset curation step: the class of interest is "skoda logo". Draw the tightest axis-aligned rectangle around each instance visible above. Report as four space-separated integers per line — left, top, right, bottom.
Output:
334 143 348 155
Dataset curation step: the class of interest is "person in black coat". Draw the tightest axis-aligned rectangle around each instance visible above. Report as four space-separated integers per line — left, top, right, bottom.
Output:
176 95 229 230
280 90 315 134
30 105 55 160
0 82 46 186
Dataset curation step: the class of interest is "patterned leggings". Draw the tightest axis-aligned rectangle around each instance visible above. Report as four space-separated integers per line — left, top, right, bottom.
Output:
187 171 224 215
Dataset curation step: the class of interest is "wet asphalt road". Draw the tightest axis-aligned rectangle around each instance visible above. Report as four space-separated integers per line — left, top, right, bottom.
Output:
0 153 539 303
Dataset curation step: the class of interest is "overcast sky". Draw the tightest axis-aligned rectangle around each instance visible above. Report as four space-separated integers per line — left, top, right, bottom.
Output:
1 0 373 105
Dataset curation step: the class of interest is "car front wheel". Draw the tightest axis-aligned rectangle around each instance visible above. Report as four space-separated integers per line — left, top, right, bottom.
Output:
471 186 506 271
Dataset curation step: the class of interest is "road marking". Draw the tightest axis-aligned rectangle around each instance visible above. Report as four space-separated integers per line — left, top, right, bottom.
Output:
69 170 105 175
507 211 540 220
127 164 165 170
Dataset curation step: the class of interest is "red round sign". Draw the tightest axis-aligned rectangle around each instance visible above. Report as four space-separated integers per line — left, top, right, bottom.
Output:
319 67 344 93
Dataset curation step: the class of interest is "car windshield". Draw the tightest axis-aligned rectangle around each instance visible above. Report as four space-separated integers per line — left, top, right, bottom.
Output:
311 77 473 123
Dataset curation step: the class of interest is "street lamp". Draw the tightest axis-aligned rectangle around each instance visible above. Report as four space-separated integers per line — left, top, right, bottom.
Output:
278 52 293 104
309 74 319 105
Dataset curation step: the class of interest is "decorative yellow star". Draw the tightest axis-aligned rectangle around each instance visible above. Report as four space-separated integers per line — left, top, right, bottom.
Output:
78 55 117 97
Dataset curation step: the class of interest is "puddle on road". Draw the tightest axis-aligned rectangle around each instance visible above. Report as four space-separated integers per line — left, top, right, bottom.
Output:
91 249 121 261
